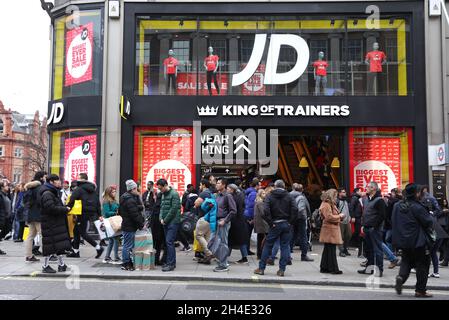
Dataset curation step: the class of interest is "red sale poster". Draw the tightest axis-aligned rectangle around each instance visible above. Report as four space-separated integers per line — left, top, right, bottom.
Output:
350 134 401 194
65 22 94 86
140 135 194 198
64 135 97 183
241 64 266 96
177 73 228 96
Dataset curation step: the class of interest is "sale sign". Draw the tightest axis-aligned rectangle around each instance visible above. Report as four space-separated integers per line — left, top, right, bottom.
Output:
141 136 193 198
350 136 401 194
65 23 93 86
241 64 266 96
64 135 97 183
177 73 228 96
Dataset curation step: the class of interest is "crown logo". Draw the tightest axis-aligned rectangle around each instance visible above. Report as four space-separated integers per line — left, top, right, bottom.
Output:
197 105 219 116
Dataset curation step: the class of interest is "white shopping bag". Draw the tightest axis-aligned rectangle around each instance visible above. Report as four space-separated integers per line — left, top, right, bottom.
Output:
94 219 122 240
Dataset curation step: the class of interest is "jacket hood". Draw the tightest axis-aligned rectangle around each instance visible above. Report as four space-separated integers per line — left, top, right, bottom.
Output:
77 181 96 193
39 183 59 196
271 188 289 198
290 190 302 198
245 187 257 195
25 181 41 191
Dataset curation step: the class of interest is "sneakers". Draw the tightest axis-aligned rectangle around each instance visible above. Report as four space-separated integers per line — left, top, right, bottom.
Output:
58 264 68 272
66 251 80 258
339 252 346 257
388 259 400 269
357 268 374 275
266 258 274 266
253 268 264 275
343 250 351 256
103 257 112 264
395 276 403 295
429 273 440 278
277 270 285 277
415 291 433 298
360 260 368 267
248 251 256 256
198 256 212 265
42 265 56 274
180 246 192 252
236 257 249 264
26 256 40 262
0 249 6 255
121 262 135 271
95 247 104 259
112 258 122 265
14 239 24 243
162 265 175 272
32 249 42 256
301 256 314 262
214 266 229 272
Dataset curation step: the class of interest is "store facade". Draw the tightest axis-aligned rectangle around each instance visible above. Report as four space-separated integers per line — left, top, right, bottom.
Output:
47 1 426 195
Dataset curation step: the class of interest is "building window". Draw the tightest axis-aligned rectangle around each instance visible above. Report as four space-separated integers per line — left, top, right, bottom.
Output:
0 120 3 135
13 168 22 183
14 148 23 158
0 146 4 157
172 40 190 73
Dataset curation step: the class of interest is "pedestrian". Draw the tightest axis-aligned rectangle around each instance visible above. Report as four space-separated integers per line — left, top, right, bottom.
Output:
358 181 386 277
66 173 103 259
156 179 182 272
0 181 8 255
150 191 166 266
254 189 269 260
0 182 12 241
12 183 26 242
385 188 402 269
290 183 314 262
337 188 352 257
193 179 214 260
440 198 449 267
39 174 71 273
101 185 121 264
196 197 217 265
254 180 298 277
203 173 217 194
211 178 236 272
349 188 364 257
181 184 195 212
23 171 47 261
119 179 145 271
142 181 156 220
244 178 259 256
319 189 344 275
61 180 71 206
227 183 249 264
184 188 198 213
392 183 435 298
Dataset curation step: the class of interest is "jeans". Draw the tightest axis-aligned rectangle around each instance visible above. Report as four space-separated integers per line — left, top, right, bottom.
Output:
270 239 280 260
13 217 25 241
230 244 248 258
245 218 254 253
122 231 135 264
384 229 393 252
364 227 384 272
431 239 444 274
72 215 98 250
298 219 309 257
105 236 120 260
382 242 397 262
164 223 180 267
259 222 292 271
398 247 431 293
315 75 327 95
216 220 231 268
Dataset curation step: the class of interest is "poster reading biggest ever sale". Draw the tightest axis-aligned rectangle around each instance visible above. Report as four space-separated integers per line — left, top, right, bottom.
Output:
64 135 97 183
141 136 193 198
65 22 94 86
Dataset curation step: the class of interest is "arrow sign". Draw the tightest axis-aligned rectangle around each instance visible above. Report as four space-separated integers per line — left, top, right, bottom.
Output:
225 169 230 173
234 144 251 154
234 135 252 145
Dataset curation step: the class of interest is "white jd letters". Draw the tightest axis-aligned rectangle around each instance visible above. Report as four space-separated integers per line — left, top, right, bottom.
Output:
48 102 64 125
232 34 310 86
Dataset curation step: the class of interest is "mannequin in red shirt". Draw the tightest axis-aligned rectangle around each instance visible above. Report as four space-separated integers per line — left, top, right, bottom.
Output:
312 51 329 96
163 49 179 95
203 46 220 96
365 42 386 95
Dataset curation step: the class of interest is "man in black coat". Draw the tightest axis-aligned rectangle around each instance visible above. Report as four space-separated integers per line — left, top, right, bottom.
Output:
254 180 298 277
39 174 71 273
0 181 7 255
392 183 434 298
349 188 364 257
142 181 156 219
66 173 103 259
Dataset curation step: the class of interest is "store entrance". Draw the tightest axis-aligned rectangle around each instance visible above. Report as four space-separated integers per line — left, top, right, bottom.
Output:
200 128 344 190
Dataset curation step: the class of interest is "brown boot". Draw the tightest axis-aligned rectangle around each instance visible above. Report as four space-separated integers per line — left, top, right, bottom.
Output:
415 291 433 298
254 268 264 275
277 270 285 277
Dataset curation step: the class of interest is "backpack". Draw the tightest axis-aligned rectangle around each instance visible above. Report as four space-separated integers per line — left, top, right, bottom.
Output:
311 208 323 229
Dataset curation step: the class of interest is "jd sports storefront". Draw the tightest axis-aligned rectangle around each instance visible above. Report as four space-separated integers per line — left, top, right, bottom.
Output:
47 1 426 196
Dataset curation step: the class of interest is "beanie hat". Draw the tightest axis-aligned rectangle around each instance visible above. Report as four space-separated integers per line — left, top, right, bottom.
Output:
228 184 239 191
404 183 418 199
126 179 138 191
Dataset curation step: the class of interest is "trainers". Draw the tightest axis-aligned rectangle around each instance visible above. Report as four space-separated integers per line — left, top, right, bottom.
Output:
339 252 346 257
236 257 249 264
254 268 264 275
112 258 122 265
0 250 6 255
343 250 351 256
95 247 104 259
121 263 135 271
58 264 68 272
395 276 403 295
415 291 433 298
214 266 229 272
103 257 112 264
66 251 80 258
266 258 274 266
277 270 285 277
32 249 42 256
248 251 256 256
429 273 440 278
42 265 56 274
198 255 212 265
388 259 400 269
26 256 40 262
162 265 175 272
180 246 192 252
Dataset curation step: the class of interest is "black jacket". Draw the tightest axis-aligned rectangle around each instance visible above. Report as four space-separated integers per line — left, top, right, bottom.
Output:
263 188 298 227
23 180 43 223
385 196 401 230
67 181 101 219
392 199 434 249
349 194 363 220
362 192 386 229
119 192 145 232
0 193 6 228
39 183 71 256
142 190 156 212
228 190 247 248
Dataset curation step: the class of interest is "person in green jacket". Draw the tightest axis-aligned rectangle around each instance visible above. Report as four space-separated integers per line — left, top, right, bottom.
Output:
156 179 181 272
100 185 121 264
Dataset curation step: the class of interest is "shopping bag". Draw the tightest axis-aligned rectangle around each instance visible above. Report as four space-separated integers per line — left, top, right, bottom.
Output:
109 216 123 233
207 226 229 262
193 230 202 252
68 200 82 215
94 219 121 240
134 229 153 253
134 252 155 271
23 226 29 240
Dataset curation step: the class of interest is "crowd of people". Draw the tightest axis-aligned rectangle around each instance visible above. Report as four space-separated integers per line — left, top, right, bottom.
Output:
0 170 448 298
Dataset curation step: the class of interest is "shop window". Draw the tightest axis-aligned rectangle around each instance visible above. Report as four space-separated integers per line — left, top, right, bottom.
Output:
50 129 99 185
52 9 104 100
349 127 413 194
134 127 194 197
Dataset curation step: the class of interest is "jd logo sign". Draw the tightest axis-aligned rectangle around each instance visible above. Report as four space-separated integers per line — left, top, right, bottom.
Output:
232 34 310 86
48 102 65 125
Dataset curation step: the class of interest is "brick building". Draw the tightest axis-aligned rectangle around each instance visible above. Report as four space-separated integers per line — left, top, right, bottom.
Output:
0 100 48 184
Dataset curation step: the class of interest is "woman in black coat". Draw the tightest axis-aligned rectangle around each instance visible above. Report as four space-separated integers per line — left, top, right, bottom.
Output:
39 174 71 273
150 191 166 265
227 184 249 263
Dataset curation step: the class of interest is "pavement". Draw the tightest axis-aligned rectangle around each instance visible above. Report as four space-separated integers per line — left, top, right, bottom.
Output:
1 238 449 292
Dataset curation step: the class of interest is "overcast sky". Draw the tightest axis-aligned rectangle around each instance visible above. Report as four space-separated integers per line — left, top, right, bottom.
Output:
0 1 51 117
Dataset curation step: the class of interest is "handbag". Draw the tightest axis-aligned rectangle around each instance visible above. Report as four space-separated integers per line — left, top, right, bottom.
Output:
68 200 82 215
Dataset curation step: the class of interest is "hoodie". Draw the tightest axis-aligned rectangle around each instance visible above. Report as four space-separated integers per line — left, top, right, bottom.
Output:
244 187 257 219
67 180 101 219
263 188 298 227
290 190 311 221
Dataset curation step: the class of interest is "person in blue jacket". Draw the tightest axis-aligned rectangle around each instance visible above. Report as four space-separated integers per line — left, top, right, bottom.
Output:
244 178 260 255
196 197 217 264
100 185 121 264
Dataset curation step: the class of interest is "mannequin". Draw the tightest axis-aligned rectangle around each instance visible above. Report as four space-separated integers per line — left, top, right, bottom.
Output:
312 51 329 96
163 49 179 95
365 42 386 95
203 46 220 96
